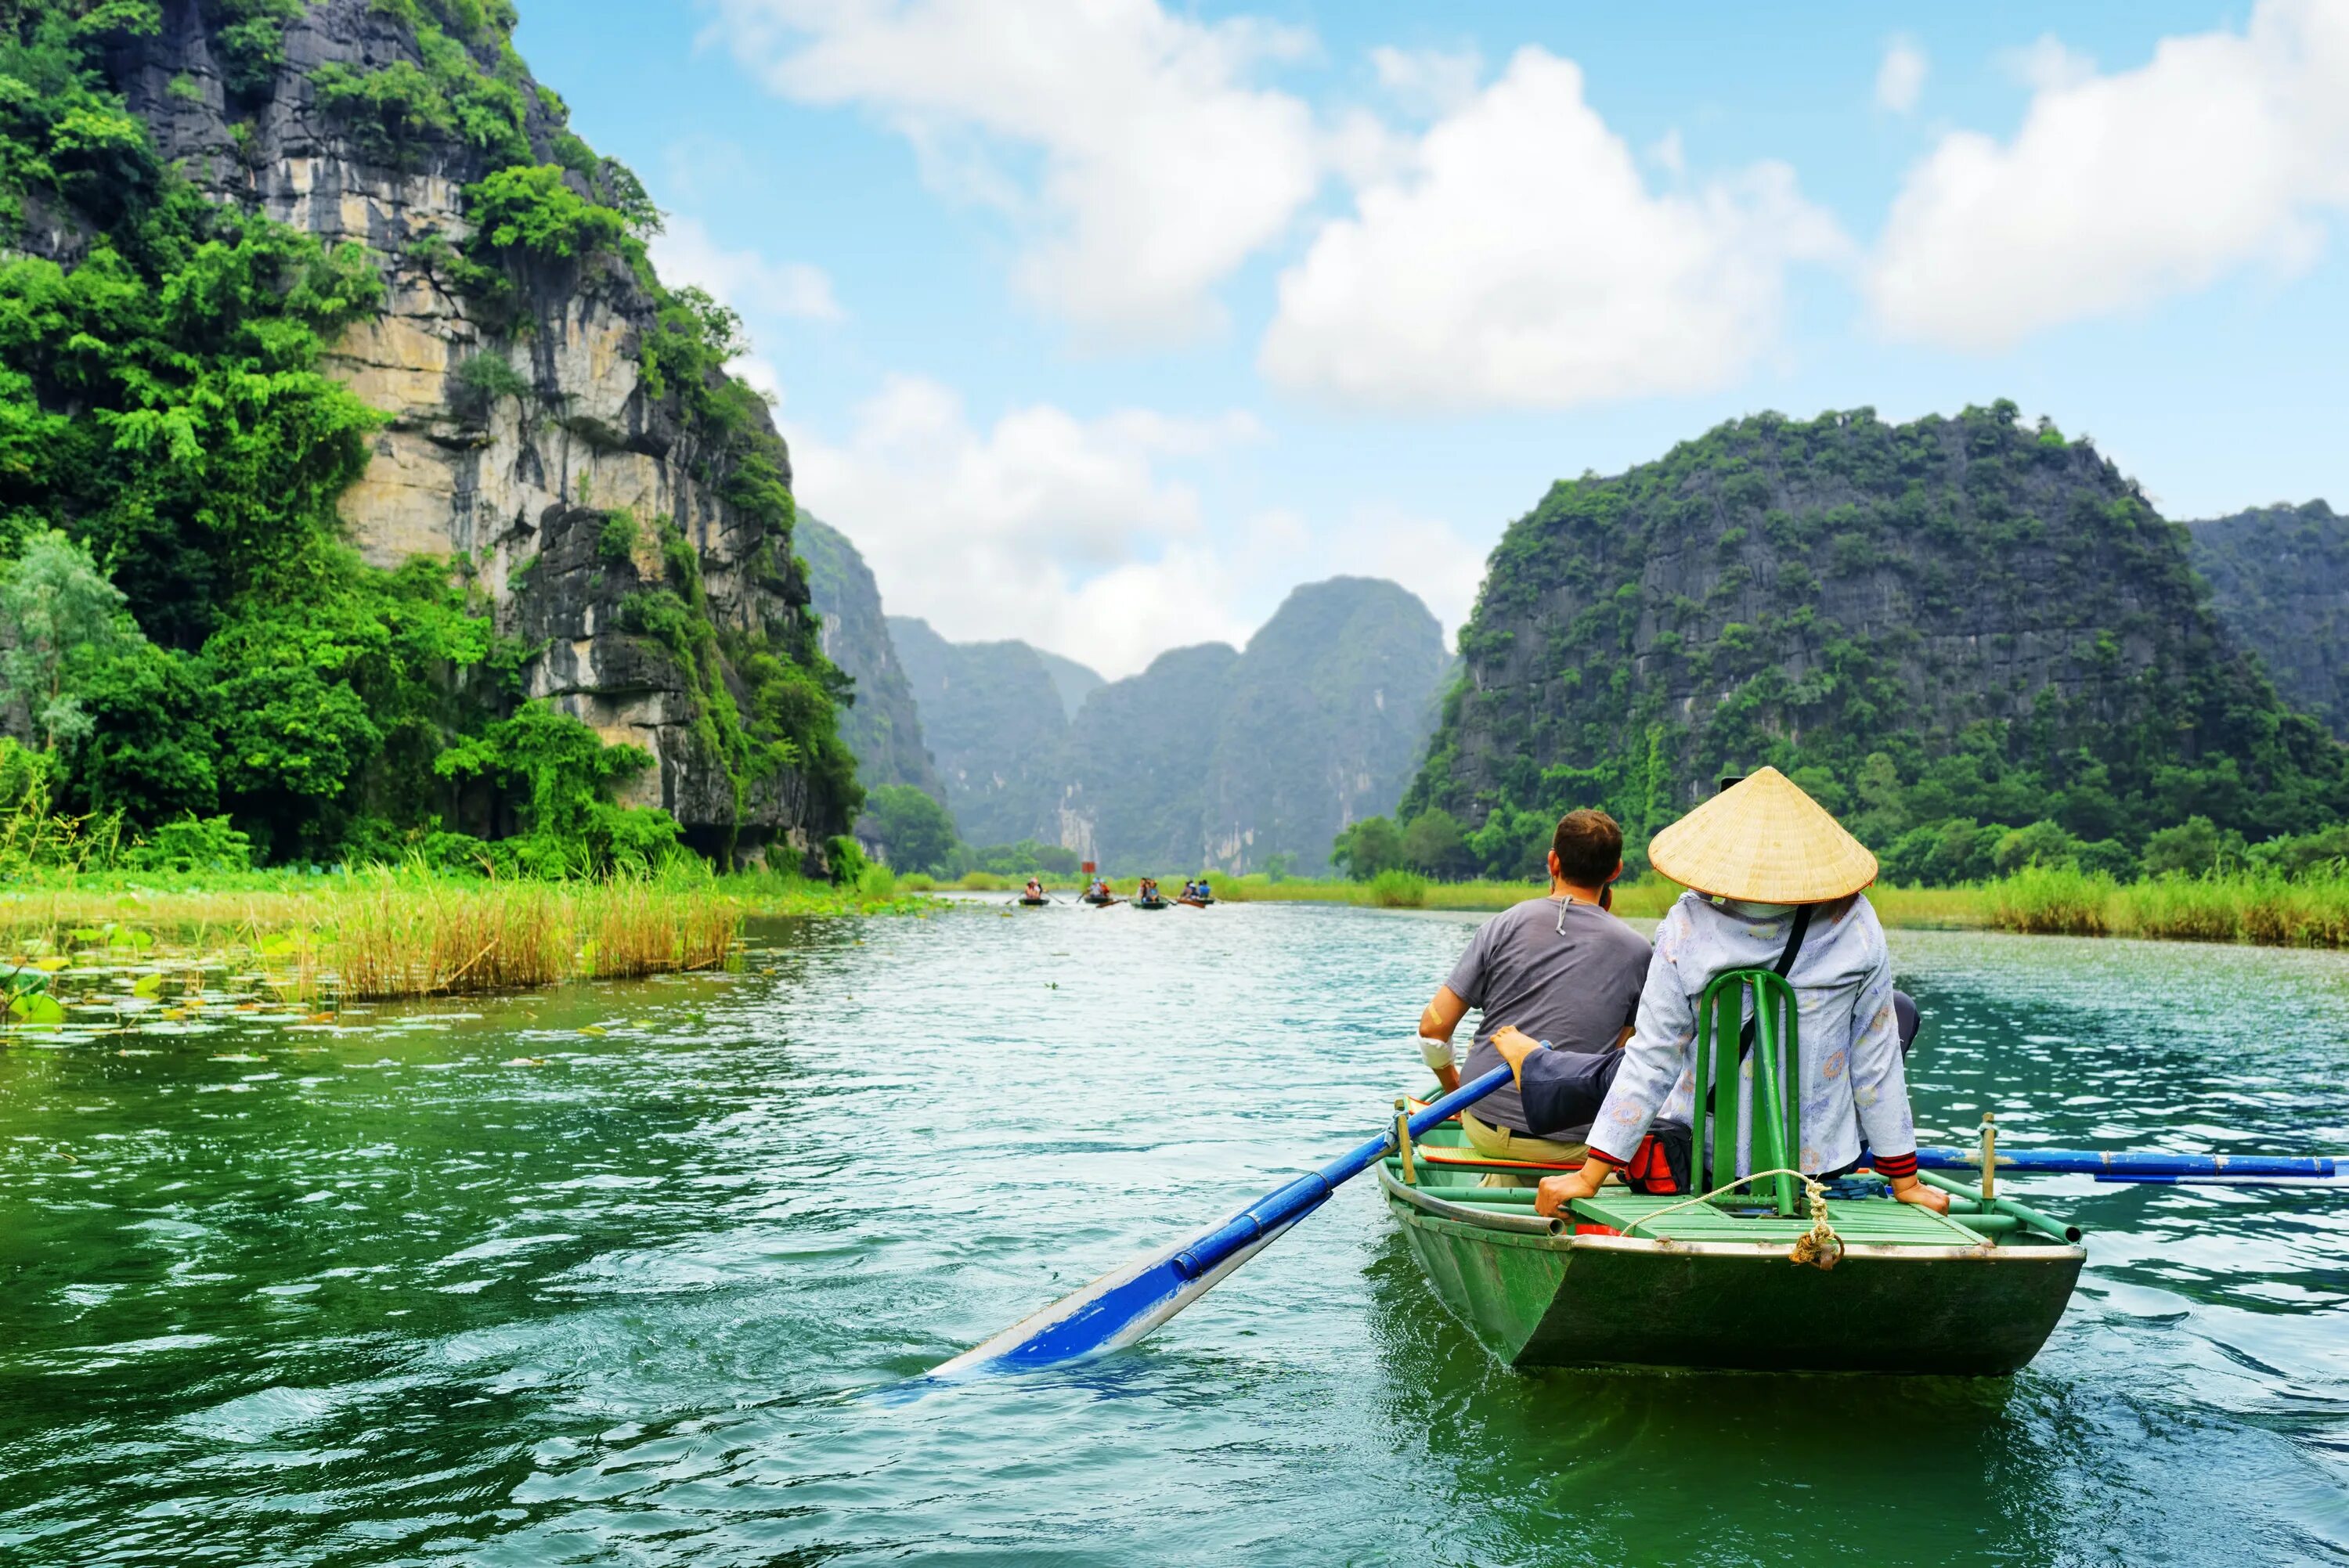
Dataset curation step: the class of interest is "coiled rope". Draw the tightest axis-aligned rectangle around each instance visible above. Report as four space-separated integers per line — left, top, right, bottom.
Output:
1618 1166 1845 1271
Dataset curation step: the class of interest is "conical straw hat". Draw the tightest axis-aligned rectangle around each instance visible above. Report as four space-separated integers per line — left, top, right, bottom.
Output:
1647 766 1878 903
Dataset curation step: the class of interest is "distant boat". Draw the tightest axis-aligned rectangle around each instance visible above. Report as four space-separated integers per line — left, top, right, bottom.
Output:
1134 896 1171 911
1017 896 1049 907
1177 896 1211 908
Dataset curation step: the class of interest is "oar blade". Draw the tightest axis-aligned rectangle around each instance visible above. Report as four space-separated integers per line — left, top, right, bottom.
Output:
929 1203 1320 1378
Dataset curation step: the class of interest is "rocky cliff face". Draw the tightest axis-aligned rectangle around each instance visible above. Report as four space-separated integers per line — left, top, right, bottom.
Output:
2188 502 2349 739
889 578 1449 871
91 0 848 862
798 514 947 803
1409 404 2347 852
887 616 1077 847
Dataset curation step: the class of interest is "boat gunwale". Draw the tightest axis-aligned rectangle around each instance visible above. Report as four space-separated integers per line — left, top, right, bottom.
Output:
1377 1162 2087 1265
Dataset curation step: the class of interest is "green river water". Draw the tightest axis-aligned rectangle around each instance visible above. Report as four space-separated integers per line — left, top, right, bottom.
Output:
2 899 2346 1565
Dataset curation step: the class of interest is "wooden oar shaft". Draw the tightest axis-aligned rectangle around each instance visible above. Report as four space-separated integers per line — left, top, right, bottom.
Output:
1170 1067 1512 1281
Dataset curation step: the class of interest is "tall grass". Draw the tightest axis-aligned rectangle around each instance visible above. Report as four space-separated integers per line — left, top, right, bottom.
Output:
1979 867 2349 949
0 867 881 1002
1366 869 1429 908
1986 866 2113 936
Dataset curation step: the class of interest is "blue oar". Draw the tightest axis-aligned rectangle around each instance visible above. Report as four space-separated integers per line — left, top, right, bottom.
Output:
929 1065 1515 1379
1914 1146 2338 1180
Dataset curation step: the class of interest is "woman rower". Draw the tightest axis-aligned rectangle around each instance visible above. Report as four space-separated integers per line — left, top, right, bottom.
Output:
1499 768 1948 1219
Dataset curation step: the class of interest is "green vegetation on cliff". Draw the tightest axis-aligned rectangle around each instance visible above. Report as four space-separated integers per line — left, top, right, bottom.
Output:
0 0 856 873
2188 500 2348 740
1406 403 2349 880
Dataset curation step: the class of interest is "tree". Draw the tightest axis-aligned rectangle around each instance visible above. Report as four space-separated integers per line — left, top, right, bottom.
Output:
1332 815 1405 880
0 531 143 752
1401 809 1472 879
864 784 957 874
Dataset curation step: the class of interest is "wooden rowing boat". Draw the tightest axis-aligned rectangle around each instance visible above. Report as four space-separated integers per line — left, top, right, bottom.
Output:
1177 896 1211 908
1380 1123 2084 1374
1135 898 1171 911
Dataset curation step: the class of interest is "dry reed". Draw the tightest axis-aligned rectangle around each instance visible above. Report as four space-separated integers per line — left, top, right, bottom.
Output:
0 874 744 1001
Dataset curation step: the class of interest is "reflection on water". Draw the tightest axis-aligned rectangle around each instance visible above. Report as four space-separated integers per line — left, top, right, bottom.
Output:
2 902 2344 1564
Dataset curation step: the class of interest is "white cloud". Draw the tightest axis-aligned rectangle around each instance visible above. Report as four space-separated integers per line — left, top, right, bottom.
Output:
650 215 844 323
1259 47 1845 411
1370 45 1482 118
1875 37 1927 113
705 0 1322 341
1350 509 1488 643
1870 0 2349 350
786 376 1261 677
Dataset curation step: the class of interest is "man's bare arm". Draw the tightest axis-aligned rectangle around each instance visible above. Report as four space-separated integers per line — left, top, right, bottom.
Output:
1419 986 1469 1092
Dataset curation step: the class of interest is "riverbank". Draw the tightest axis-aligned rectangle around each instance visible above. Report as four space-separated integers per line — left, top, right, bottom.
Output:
1 867 923 1014
922 865 2349 949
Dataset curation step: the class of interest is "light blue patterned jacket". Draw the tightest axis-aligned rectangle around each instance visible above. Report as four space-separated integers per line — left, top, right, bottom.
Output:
1587 891 1918 1176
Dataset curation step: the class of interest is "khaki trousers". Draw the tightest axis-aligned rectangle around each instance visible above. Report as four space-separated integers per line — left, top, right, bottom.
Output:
1460 1110 1589 1188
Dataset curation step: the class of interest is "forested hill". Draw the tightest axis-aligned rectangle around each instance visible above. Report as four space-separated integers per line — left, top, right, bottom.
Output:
1405 403 2349 880
881 577 1449 874
887 616 1076 849
0 0 856 870
799 516 946 806
2188 502 2349 740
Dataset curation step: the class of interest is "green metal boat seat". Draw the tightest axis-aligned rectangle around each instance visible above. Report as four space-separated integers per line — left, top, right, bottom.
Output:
1692 967 1803 1217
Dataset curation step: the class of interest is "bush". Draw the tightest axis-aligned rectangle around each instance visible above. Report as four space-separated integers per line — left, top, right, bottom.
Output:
465 164 631 263
824 834 870 887
2142 816 2243 878
121 813 252 873
1991 819 2080 876
1368 868 1428 908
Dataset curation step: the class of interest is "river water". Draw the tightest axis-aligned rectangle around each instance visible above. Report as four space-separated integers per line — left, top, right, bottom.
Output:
2 899 2346 1565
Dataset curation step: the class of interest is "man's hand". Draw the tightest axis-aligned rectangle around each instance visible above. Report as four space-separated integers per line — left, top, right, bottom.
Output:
1490 1025 1542 1086
1534 1161 1607 1219
1889 1175 1950 1213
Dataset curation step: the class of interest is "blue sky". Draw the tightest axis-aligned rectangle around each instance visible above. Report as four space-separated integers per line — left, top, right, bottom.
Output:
516 0 2349 677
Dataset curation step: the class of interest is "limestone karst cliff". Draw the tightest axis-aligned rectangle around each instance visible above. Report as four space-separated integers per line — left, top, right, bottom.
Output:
3 0 854 863
798 514 947 806
2188 501 2349 741
1406 403 2349 866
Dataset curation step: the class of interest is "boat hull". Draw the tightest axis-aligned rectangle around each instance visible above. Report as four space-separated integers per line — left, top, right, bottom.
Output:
1384 1169 2084 1375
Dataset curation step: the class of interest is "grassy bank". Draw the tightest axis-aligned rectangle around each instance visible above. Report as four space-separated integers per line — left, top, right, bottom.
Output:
1206 873 1997 928
1987 865 2349 947
1 866 922 1012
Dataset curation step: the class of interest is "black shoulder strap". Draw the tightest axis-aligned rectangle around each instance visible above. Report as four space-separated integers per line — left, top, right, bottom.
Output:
1737 903 1813 1062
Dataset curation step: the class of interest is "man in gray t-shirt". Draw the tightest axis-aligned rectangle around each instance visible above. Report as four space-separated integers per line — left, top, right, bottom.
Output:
1418 809 1654 1161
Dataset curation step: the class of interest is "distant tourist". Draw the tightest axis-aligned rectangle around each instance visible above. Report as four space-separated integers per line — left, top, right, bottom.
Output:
1506 769 1948 1218
1415 809 1653 1182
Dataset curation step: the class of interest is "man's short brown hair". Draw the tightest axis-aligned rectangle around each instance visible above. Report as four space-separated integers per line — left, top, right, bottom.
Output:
1551 809 1623 887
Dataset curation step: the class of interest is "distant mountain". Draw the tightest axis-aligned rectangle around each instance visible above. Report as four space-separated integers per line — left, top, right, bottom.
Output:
887 579 1449 872
887 617 1076 847
798 517 948 806
1056 643 1241 868
1037 651 1106 722
2188 502 2349 739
